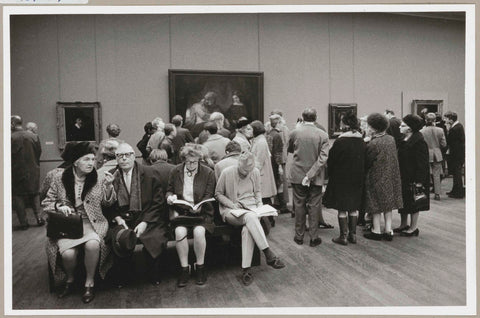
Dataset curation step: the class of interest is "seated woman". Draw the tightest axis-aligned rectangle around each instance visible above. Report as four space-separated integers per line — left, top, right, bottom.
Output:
42 141 115 303
166 144 216 287
215 151 285 286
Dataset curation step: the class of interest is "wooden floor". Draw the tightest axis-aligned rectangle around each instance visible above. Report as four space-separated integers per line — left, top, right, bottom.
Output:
11 178 466 309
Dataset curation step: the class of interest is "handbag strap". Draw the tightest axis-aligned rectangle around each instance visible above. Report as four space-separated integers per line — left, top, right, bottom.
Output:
54 200 78 214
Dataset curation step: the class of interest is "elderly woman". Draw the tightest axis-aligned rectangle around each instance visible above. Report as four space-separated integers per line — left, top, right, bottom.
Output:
395 114 430 236
323 112 366 245
42 142 115 303
166 144 215 287
216 152 285 286
363 113 403 241
233 118 253 152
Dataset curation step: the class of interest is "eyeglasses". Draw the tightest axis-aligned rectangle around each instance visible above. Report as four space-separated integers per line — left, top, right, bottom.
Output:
185 160 198 165
115 152 135 159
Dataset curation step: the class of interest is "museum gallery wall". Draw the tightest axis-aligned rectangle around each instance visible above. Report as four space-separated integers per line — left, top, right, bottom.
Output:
10 13 465 179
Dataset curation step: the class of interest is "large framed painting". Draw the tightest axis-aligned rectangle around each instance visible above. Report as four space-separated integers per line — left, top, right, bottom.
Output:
169 69 264 137
328 103 358 138
56 102 102 149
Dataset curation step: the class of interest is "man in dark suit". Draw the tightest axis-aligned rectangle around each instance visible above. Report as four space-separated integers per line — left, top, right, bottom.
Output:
107 143 168 286
384 109 403 148
11 116 44 230
443 111 465 198
171 115 194 164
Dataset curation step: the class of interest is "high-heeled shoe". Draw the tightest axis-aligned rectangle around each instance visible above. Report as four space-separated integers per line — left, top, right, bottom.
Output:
400 228 420 237
363 231 382 241
383 232 394 241
81 286 95 303
393 225 410 233
58 282 74 299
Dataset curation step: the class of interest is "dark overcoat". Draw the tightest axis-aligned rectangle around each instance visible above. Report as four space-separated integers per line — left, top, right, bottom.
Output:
323 132 366 211
108 163 168 259
363 134 403 214
446 123 465 164
166 163 216 232
42 167 114 285
398 132 430 214
11 130 42 195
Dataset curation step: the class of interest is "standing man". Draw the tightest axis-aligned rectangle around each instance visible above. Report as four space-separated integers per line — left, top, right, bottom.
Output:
11 116 44 229
171 115 194 164
202 121 231 164
384 109 403 148
444 111 465 198
420 113 447 200
288 108 330 247
214 141 242 180
106 143 168 287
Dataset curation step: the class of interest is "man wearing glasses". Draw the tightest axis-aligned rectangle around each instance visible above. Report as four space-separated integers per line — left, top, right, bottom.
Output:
105 143 168 287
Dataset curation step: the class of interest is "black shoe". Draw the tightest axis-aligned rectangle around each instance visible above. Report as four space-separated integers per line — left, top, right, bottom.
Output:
195 264 207 285
383 232 394 241
434 194 441 201
363 231 383 241
266 257 285 269
58 282 74 299
309 238 322 247
448 193 465 199
393 225 410 233
400 228 420 237
81 286 95 304
177 266 190 288
36 218 45 226
241 270 254 286
14 224 30 231
293 237 304 245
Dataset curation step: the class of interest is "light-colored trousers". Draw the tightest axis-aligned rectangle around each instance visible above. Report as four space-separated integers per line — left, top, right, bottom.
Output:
225 211 269 268
430 161 443 195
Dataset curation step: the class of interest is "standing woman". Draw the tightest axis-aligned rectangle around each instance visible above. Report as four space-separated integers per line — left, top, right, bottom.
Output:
166 144 216 287
363 113 403 241
395 114 430 236
323 112 366 245
42 142 115 303
250 121 277 204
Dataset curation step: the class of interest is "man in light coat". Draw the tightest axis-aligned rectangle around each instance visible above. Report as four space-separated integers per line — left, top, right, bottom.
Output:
420 113 447 200
288 108 330 247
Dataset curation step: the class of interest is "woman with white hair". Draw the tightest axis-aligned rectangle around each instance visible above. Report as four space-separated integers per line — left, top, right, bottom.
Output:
216 151 285 286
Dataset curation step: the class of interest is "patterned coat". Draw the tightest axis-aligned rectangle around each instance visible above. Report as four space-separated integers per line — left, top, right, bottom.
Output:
363 133 403 214
42 167 116 286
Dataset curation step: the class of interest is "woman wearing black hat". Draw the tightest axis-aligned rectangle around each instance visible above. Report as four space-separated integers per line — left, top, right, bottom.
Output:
323 112 366 245
233 118 253 152
394 114 430 236
42 141 115 303
363 113 403 241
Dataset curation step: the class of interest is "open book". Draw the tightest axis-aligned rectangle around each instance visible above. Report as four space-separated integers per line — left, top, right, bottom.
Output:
173 197 215 212
230 204 278 218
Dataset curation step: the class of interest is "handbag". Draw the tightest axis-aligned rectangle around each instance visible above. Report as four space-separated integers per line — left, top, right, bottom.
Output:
169 205 204 227
411 184 430 212
46 201 83 239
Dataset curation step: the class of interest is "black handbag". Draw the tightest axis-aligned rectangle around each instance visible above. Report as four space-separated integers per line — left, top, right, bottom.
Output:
169 205 204 227
46 201 83 239
411 184 430 212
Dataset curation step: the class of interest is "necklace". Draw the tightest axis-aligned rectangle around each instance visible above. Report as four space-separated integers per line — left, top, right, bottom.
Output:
186 168 197 177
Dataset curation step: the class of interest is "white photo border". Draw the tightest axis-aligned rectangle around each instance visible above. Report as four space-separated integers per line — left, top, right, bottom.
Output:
3 4 476 316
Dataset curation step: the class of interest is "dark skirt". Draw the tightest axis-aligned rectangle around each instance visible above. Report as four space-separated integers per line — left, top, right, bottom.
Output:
171 206 214 234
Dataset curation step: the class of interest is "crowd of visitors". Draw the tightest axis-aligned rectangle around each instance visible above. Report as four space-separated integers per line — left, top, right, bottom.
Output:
10 104 465 303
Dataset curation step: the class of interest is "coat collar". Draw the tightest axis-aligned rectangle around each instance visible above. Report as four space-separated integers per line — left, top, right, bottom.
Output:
404 131 424 147
338 131 363 138
61 166 98 204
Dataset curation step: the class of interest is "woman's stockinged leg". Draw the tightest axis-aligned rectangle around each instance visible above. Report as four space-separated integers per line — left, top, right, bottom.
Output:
175 226 189 267
61 248 78 283
84 240 100 287
372 213 382 234
384 211 393 233
193 226 206 266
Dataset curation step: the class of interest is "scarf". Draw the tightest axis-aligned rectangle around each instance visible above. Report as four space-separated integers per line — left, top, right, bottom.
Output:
114 163 142 212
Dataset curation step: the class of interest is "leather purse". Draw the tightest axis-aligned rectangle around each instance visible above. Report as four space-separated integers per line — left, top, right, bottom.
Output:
169 205 204 227
46 201 83 239
411 184 429 212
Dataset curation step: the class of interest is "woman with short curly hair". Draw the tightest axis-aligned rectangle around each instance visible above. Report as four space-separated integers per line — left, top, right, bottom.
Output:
166 143 215 287
363 113 403 241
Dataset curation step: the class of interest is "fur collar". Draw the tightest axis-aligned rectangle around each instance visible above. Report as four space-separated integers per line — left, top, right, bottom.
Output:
338 131 363 138
61 166 98 204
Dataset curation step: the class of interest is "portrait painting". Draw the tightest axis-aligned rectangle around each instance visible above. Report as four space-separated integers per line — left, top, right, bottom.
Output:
169 69 264 137
328 103 358 138
56 102 102 148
